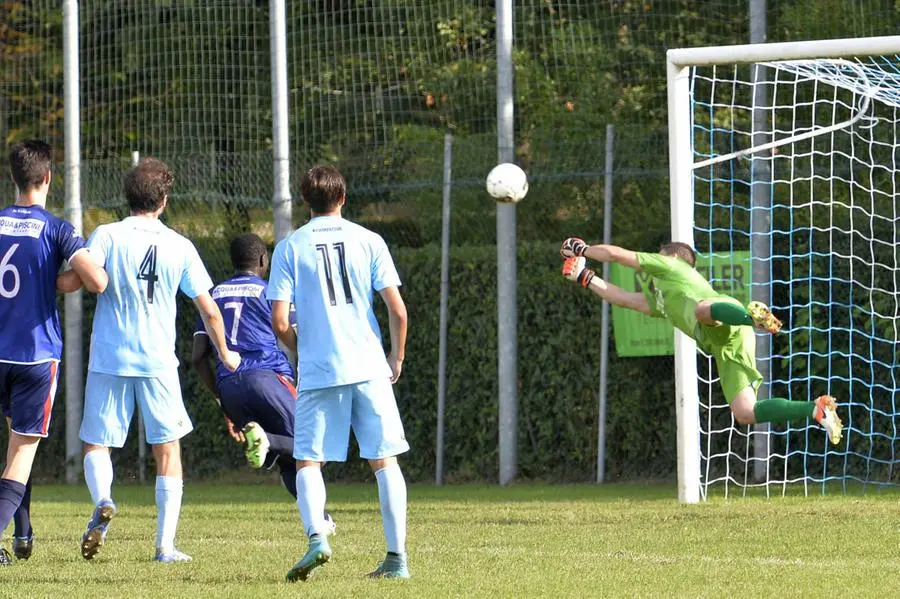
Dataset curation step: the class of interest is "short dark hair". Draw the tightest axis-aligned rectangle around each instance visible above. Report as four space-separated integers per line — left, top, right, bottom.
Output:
300 165 346 214
9 140 52 191
230 233 268 271
659 241 697 267
124 157 174 214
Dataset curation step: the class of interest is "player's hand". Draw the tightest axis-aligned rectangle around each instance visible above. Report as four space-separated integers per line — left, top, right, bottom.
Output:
225 416 244 443
220 349 242 373
387 353 403 384
560 237 588 259
562 256 595 288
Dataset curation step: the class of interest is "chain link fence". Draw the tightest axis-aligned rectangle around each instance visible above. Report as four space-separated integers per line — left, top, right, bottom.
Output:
2 0 898 481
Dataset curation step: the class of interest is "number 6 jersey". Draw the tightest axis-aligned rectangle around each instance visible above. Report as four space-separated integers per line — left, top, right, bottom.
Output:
86 216 213 376
266 215 401 391
0 205 86 364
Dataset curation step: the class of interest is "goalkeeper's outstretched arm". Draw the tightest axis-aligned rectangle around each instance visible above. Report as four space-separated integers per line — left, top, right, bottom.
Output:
561 256 652 315
560 237 640 270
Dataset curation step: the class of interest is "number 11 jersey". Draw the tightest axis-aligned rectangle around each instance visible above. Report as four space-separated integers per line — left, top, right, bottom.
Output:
87 216 213 376
267 215 401 391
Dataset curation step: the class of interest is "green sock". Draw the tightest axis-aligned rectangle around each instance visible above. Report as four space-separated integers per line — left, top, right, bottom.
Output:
709 301 754 326
752 398 815 424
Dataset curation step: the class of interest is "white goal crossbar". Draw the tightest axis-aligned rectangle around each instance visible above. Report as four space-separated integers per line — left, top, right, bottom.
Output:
666 35 900 504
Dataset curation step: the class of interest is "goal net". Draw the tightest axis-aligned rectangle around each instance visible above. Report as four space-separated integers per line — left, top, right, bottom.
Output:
667 37 900 501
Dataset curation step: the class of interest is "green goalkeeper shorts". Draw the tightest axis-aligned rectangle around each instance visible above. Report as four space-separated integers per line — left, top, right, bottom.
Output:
697 297 764 403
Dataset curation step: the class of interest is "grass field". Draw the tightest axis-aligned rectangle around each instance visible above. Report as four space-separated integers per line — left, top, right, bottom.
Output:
1 482 898 598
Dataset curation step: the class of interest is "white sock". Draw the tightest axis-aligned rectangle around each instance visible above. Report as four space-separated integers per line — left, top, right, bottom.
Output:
83 450 113 505
295 467 327 537
375 463 407 555
155 476 183 554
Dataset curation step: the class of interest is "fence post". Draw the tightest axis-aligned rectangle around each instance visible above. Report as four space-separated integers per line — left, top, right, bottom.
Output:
63 0 83 484
270 0 292 243
496 0 517 487
597 124 615 483
436 133 453 485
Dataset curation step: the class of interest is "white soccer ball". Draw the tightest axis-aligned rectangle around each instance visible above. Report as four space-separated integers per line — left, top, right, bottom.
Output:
486 163 529 203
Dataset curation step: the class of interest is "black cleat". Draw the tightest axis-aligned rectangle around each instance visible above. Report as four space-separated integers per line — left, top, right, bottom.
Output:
0 548 12 566
13 535 34 560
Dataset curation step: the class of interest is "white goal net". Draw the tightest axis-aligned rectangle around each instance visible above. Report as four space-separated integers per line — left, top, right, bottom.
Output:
668 37 900 500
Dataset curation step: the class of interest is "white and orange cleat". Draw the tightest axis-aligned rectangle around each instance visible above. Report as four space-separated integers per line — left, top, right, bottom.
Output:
813 395 843 445
748 301 783 334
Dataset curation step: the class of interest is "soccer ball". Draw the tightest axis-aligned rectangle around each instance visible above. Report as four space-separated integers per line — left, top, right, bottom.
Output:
486 163 529 203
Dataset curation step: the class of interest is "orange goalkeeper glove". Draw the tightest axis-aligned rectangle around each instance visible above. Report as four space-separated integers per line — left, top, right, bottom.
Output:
562 256 595 288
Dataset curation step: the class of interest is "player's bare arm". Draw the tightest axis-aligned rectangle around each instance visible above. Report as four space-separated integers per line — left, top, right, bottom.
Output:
271 300 297 351
562 256 652 315
58 250 108 293
190 333 219 398
56 270 83 293
560 237 640 270
190 333 244 443
194 293 241 372
378 286 407 383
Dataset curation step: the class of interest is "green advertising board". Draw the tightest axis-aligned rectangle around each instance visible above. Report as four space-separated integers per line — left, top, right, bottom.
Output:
609 252 752 357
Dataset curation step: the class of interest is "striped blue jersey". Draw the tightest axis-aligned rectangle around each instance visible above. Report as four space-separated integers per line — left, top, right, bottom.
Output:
266 216 400 390
194 273 293 384
0 205 86 363
87 216 213 376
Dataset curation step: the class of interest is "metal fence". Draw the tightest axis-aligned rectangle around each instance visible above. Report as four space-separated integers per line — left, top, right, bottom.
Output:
2 0 898 483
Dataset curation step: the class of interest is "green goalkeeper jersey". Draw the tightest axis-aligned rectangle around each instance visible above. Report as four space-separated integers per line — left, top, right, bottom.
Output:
635 252 724 353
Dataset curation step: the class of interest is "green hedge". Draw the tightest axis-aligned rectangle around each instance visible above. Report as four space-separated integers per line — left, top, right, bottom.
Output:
16 241 677 483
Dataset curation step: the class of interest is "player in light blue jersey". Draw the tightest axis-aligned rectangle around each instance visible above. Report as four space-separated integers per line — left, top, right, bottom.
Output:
77 158 240 564
0 140 107 566
268 165 410 581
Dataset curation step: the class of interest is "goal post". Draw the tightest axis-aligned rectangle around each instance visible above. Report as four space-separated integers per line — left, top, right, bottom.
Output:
667 35 900 503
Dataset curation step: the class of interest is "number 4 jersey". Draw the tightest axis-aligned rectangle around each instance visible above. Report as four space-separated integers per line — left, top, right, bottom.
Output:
193 273 294 385
87 216 213 376
0 205 86 363
267 215 401 391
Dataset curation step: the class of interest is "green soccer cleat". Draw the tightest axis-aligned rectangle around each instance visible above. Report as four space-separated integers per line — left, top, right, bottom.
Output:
285 534 332 582
242 422 270 469
367 552 410 579
747 301 783 334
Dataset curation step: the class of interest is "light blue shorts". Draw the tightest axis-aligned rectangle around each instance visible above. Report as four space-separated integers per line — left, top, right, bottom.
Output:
79 370 193 447
294 378 409 462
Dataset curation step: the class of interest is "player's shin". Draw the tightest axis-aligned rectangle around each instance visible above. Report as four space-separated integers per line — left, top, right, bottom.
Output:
12 477 32 539
155 476 183 554
752 398 815 424
0 479 27 532
374 463 407 556
83 449 114 504
295 466 328 536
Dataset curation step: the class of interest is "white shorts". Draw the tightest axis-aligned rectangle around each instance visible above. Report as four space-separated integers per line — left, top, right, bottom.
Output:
293 378 409 462
79 370 193 447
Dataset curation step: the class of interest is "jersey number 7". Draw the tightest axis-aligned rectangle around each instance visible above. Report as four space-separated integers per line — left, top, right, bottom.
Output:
316 242 352 306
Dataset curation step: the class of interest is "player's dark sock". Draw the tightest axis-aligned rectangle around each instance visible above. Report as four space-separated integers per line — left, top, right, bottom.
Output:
710 302 754 326
13 477 33 538
279 458 298 498
0 478 27 531
752 397 815 424
265 431 295 459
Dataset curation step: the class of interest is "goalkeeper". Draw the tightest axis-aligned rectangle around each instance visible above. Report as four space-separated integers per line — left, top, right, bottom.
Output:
560 238 842 445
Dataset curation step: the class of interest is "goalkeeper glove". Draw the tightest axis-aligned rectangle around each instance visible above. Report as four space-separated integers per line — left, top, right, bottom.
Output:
562 256 595 288
559 237 588 258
